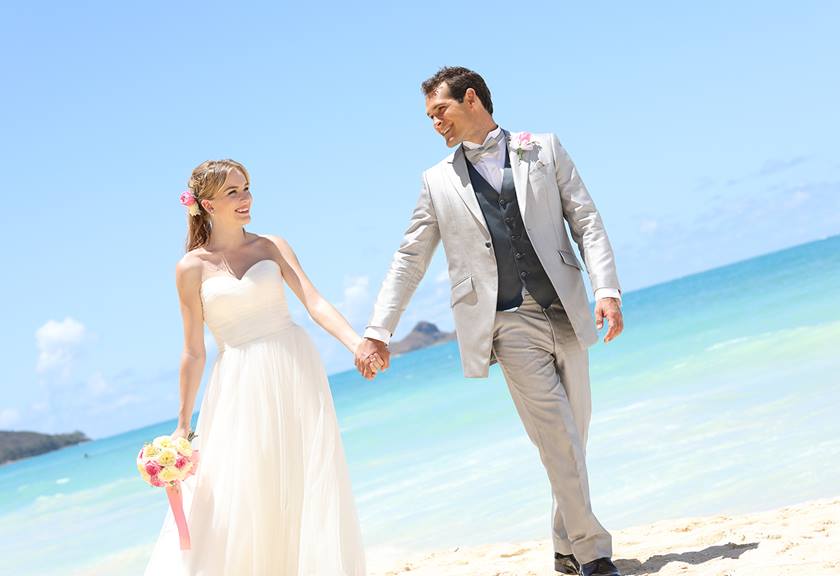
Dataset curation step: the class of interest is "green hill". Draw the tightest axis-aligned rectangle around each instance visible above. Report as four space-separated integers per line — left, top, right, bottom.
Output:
0 430 90 465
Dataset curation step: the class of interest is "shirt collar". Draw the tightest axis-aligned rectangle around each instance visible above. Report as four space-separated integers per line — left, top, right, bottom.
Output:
462 125 502 149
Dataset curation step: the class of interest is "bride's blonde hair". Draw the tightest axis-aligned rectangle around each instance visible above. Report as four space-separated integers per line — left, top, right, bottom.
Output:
184 159 250 251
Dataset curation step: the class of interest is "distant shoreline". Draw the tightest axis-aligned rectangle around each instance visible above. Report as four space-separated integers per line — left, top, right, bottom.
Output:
0 430 90 465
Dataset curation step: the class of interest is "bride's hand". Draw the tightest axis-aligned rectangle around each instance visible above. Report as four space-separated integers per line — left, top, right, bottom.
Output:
366 352 385 375
171 426 191 440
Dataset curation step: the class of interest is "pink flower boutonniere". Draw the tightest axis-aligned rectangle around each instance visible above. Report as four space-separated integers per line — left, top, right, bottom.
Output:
510 132 539 160
180 190 201 217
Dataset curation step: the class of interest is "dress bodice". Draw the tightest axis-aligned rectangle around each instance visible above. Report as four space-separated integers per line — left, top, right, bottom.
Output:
200 259 294 350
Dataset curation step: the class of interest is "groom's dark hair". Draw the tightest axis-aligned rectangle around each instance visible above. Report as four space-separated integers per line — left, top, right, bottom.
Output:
422 67 493 115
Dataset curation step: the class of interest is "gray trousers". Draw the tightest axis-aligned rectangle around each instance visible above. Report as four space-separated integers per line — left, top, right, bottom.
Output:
492 293 612 564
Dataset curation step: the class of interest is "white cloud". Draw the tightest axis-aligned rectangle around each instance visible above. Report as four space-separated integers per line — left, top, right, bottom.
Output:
435 269 450 284
36 317 87 374
344 275 369 302
639 219 659 235
0 408 20 428
339 275 371 326
86 372 110 396
785 189 811 209
759 156 809 177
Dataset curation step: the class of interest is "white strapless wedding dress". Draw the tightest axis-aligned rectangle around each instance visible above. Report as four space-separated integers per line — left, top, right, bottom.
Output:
144 259 366 575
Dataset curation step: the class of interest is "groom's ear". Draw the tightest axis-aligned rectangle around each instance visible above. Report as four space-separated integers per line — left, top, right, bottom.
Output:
464 87 477 106
464 88 485 113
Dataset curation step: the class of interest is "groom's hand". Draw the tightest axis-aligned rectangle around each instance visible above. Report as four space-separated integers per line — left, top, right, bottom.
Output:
595 297 624 343
355 338 390 380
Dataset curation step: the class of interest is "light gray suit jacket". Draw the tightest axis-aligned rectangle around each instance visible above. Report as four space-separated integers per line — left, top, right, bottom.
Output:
368 131 620 377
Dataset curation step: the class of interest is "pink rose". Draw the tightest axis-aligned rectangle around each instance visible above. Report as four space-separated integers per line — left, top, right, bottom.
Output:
145 461 162 476
150 475 164 488
179 190 196 207
520 132 532 143
175 456 188 469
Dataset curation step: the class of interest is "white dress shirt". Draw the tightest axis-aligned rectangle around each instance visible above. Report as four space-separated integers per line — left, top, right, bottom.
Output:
365 128 620 345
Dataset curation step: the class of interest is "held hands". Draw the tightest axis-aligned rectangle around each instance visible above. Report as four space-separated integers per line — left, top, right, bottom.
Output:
595 297 624 344
354 338 390 380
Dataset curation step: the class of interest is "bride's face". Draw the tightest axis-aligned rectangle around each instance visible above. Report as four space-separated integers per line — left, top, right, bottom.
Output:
203 169 252 226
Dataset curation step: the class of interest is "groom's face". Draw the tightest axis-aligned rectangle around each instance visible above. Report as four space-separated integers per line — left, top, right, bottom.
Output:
425 83 474 148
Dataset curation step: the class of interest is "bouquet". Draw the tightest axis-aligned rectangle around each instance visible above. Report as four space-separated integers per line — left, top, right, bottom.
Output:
137 433 200 550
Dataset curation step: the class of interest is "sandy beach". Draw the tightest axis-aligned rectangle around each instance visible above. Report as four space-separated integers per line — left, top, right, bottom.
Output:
368 497 840 576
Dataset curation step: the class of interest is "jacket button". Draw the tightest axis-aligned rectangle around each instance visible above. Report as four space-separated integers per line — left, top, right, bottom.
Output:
485 241 492 248
520 271 528 278
515 252 523 259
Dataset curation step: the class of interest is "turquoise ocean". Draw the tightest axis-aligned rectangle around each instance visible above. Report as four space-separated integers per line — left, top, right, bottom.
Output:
2 236 839 575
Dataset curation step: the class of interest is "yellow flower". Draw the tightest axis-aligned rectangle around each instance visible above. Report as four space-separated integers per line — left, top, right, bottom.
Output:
159 466 182 483
174 437 193 457
152 436 173 450
158 448 177 467
143 444 160 458
136 460 150 481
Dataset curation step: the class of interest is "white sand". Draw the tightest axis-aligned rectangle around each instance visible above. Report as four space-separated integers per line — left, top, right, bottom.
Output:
368 497 840 575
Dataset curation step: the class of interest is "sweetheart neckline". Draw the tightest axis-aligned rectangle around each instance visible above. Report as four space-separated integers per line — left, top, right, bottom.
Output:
201 258 280 286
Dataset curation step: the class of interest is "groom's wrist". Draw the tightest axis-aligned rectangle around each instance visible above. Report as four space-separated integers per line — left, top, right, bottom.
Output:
594 287 621 305
363 326 391 345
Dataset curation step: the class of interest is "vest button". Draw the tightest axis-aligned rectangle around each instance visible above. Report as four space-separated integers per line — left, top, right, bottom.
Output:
504 217 513 225
515 252 523 259
520 271 528 278
499 199 507 207
511 234 521 240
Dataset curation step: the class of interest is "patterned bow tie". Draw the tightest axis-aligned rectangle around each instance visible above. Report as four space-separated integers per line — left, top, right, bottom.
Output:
463 130 505 164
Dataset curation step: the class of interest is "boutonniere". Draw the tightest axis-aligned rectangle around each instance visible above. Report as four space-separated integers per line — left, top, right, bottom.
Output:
510 132 539 160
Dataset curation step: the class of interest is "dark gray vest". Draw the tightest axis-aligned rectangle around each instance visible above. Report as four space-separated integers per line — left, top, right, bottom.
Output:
465 149 558 310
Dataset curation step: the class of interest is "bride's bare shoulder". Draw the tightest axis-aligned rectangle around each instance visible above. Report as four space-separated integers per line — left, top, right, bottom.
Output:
176 250 206 287
256 234 294 257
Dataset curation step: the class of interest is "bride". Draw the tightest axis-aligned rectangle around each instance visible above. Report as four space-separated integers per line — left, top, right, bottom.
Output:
144 159 380 575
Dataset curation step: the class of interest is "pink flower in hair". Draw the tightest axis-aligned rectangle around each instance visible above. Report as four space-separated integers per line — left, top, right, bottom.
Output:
180 190 201 216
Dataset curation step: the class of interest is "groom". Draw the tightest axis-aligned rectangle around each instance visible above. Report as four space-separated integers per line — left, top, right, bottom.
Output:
356 67 624 576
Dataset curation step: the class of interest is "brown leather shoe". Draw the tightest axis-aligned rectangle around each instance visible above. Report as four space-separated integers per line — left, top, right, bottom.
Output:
554 552 581 575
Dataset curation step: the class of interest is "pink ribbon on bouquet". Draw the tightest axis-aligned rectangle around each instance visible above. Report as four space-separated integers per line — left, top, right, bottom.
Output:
165 483 190 550
165 450 200 550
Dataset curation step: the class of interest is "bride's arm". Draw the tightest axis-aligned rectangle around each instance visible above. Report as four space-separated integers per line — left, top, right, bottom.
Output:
172 257 206 438
265 235 364 356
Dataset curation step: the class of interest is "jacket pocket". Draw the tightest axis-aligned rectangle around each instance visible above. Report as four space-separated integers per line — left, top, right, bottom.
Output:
529 159 549 174
450 276 475 307
557 249 582 270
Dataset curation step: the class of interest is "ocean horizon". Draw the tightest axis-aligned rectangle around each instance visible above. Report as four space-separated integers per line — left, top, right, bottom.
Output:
2 234 839 575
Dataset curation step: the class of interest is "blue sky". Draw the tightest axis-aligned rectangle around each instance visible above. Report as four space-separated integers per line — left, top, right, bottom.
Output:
1 1 838 438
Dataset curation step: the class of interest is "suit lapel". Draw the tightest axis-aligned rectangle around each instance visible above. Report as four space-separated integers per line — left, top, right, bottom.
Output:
505 130 530 217
446 147 490 236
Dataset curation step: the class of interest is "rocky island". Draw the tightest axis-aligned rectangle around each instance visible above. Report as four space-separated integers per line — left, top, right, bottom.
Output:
389 321 457 355
0 430 90 465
